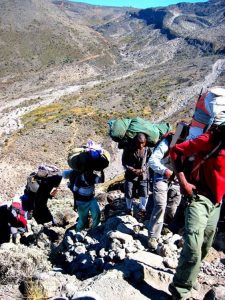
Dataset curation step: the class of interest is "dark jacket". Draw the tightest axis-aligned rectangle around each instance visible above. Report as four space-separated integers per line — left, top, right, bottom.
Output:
0 204 24 244
122 144 151 181
29 175 62 224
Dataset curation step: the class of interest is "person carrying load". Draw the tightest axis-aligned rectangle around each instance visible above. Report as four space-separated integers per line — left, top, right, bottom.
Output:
0 201 27 244
22 164 62 225
65 140 109 232
122 133 151 219
169 122 225 300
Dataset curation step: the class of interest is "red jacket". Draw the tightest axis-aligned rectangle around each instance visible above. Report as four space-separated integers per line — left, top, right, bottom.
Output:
170 132 225 204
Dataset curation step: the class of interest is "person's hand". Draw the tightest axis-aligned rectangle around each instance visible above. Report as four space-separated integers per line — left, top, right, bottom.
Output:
181 182 196 196
50 187 59 198
127 166 135 172
133 169 143 176
164 169 173 179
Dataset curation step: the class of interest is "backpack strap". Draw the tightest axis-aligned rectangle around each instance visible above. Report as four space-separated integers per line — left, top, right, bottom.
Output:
191 141 222 175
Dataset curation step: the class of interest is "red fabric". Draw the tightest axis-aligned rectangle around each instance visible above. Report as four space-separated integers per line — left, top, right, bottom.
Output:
11 201 25 216
191 92 210 128
17 215 27 227
195 92 209 114
170 132 225 204
11 202 21 209
191 119 206 129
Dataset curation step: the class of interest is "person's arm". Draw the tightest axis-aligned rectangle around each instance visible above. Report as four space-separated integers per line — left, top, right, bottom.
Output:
122 148 130 169
170 146 196 196
50 187 59 198
94 170 105 184
148 139 173 178
175 170 196 196
62 169 73 179
122 147 140 175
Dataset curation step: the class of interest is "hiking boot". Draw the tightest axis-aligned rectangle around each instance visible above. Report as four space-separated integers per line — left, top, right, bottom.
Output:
148 237 158 250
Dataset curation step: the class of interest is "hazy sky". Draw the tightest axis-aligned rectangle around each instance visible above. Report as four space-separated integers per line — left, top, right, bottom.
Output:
70 0 208 9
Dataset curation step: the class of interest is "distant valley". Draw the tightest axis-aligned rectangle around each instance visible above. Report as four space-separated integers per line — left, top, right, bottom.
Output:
0 0 224 199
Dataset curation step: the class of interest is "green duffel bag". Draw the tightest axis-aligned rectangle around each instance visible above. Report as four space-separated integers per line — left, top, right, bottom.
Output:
108 117 171 146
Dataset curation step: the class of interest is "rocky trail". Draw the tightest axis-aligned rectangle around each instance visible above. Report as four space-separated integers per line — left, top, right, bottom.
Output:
0 192 224 300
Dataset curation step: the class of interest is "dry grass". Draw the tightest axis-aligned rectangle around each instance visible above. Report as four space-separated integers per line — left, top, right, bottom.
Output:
23 280 48 300
0 244 51 284
70 106 95 116
22 103 63 128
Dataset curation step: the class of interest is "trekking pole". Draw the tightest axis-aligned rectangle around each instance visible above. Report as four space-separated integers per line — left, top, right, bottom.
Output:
197 87 203 102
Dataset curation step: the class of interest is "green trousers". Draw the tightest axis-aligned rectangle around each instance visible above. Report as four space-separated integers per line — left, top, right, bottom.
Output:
169 194 221 299
76 198 100 232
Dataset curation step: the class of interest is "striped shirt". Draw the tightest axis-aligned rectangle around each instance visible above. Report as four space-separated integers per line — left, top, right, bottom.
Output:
73 173 103 202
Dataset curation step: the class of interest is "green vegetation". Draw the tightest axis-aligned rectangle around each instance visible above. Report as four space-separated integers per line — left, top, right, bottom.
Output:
22 103 64 128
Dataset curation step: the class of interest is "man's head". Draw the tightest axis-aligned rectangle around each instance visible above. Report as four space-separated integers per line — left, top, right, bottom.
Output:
135 133 147 150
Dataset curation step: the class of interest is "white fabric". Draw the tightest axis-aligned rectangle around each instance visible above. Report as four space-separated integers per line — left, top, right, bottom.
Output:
37 164 60 177
148 138 171 175
205 91 225 125
208 86 225 96
187 87 225 140
86 140 103 154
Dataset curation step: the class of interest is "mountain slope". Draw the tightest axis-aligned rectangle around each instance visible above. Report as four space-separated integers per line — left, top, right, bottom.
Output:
0 0 120 94
93 0 225 69
0 0 224 200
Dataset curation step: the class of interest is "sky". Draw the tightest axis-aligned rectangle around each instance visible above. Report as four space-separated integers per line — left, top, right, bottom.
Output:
70 0 208 9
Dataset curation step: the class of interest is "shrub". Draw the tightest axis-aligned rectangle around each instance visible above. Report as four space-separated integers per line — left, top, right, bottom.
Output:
0 244 51 284
22 280 48 300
